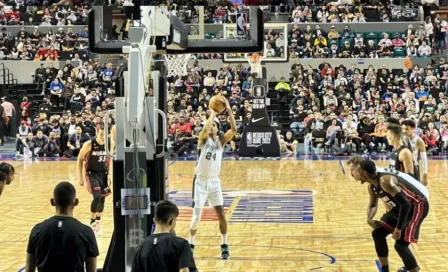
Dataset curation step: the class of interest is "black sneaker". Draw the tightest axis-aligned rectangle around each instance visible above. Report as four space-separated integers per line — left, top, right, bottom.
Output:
221 244 230 260
397 266 407 272
190 244 195 254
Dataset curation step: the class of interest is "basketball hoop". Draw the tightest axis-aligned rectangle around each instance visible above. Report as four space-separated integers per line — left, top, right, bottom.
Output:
247 53 263 78
164 54 192 77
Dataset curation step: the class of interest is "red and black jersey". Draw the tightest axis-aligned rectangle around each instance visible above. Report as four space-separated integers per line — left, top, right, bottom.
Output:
85 138 110 173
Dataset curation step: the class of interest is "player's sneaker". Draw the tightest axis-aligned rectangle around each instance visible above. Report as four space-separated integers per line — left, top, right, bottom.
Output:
95 222 103 237
220 244 230 260
397 266 419 272
90 222 98 232
91 222 103 237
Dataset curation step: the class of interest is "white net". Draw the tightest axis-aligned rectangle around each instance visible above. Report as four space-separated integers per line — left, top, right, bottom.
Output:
164 54 192 77
247 54 263 78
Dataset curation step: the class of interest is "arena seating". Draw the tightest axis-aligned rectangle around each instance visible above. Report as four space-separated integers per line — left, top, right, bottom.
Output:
1 2 447 157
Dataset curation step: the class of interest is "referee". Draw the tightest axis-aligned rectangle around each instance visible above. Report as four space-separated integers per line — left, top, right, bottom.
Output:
132 200 197 272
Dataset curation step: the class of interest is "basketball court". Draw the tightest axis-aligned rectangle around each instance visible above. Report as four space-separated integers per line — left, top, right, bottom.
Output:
0 156 447 271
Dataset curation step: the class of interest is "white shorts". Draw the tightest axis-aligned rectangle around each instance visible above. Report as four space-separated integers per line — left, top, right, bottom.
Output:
193 176 223 209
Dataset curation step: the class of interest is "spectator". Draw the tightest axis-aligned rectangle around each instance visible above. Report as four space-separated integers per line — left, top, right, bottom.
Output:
65 126 89 158
1 96 15 138
50 78 64 107
39 131 61 157
20 96 32 119
418 40 432 57
25 182 99 272
131 200 197 272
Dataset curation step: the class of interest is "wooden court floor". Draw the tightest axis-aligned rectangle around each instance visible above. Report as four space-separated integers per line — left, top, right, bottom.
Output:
0 159 447 272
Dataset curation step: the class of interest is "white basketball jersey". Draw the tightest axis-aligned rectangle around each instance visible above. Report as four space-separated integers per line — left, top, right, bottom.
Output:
195 137 223 178
409 135 420 163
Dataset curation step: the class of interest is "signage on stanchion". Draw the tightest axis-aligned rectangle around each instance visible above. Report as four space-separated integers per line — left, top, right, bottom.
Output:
121 188 151 215
237 13 247 36
246 132 273 147
239 77 281 158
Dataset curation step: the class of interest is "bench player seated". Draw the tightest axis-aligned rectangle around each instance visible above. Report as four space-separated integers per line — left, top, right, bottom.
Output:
280 130 298 153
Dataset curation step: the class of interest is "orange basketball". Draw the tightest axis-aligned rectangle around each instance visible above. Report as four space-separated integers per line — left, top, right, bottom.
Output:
404 56 413 70
209 95 226 113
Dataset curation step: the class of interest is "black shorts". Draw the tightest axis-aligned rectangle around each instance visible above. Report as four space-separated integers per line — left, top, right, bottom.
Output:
85 171 111 198
379 199 429 244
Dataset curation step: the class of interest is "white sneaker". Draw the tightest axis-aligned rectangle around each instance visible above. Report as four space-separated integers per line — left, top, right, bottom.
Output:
90 222 98 232
95 222 103 237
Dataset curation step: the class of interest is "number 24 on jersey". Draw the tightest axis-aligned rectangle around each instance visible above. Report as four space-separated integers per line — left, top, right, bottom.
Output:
205 152 217 161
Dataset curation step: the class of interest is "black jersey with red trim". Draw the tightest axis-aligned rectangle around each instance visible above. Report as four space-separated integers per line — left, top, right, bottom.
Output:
370 167 429 212
389 145 410 172
85 137 110 173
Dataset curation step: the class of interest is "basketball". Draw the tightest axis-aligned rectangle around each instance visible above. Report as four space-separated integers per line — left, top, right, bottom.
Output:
209 95 226 113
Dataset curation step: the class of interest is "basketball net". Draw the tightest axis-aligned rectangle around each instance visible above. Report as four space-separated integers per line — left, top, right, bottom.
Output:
247 53 263 78
164 54 192 77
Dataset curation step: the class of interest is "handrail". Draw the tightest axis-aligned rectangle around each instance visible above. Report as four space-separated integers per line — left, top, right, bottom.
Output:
154 109 167 159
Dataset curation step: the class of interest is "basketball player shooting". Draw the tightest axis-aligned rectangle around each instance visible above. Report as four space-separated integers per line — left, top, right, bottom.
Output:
347 156 429 272
188 96 237 260
77 121 113 236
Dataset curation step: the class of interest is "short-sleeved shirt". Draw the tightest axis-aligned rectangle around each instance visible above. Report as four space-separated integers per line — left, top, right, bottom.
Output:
132 233 197 272
27 216 99 272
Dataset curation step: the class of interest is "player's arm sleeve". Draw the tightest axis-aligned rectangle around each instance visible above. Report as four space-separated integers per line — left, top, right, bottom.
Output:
381 177 412 230
418 139 428 174
178 239 197 272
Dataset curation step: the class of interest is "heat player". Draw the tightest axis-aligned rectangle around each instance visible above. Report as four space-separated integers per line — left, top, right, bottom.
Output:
387 123 414 177
188 97 237 260
77 121 113 236
348 157 429 272
0 163 15 197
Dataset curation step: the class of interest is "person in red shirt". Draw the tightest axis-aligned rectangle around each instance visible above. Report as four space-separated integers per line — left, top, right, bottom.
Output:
20 97 32 118
173 116 192 134
35 45 47 60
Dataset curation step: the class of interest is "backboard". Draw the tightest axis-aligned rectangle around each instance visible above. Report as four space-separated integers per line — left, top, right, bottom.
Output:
88 5 264 55
224 23 288 62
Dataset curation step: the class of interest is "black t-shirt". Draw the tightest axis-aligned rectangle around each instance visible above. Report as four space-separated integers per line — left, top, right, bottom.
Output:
27 216 99 272
132 233 196 272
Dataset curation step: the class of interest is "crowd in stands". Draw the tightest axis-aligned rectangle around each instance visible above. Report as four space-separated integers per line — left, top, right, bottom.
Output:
165 58 448 156
2 2 445 62
0 4 92 61
4 47 448 158
6 60 116 158
1 0 448 157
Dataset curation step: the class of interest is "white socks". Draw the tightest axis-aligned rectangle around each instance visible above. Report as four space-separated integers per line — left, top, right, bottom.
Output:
222 234 227 245
189 235 195 245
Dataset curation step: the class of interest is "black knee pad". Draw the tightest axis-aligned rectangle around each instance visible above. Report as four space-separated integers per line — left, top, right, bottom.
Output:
98 197 106 213
372 227 390 257
91 191 102 213
394 240 418 270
